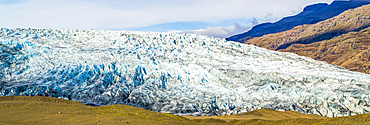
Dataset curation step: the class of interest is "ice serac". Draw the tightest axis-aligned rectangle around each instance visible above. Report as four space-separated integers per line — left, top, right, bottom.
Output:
0 28 370 117
226 0 370 42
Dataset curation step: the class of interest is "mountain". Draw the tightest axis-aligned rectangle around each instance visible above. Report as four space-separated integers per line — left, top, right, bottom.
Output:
244 4 370 74
281 27 370 74
226 0 370 42
2 96 369 124
0 28 370 117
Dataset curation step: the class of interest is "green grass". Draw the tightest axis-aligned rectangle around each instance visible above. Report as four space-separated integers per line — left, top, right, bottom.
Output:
0 96 369 125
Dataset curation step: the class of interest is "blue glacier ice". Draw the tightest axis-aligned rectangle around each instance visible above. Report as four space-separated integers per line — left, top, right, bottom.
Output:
0 28 369 117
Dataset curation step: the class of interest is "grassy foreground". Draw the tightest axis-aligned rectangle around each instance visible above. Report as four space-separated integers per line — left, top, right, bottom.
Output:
0 96 369 125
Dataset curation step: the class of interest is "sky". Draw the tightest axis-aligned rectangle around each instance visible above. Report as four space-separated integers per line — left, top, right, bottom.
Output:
0 0 333 38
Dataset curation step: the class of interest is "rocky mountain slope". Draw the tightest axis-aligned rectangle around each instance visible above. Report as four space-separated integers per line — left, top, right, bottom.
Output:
226 0 370 42
0 28 369 117
244 4 370 74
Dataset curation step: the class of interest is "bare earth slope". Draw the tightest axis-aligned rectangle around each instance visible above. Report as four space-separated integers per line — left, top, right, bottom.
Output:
0 96 369 125
244 4 370 74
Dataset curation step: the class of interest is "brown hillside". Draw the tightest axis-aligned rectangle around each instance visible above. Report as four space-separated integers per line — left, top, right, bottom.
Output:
281 27 370 73
244 4 370 74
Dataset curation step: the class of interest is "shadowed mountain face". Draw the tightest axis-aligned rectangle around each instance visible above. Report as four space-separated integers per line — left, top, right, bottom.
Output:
226 1 370 42
244 4 370 74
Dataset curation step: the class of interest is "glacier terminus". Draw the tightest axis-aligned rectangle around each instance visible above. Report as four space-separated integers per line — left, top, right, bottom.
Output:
0 28 369 117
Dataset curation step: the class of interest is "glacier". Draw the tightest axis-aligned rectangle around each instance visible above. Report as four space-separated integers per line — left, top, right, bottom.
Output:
0 28 369 117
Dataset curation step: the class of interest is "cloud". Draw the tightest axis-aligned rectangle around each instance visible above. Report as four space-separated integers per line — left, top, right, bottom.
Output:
174 12 280 38
175 23 252 38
